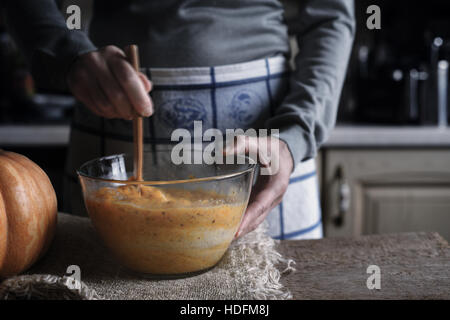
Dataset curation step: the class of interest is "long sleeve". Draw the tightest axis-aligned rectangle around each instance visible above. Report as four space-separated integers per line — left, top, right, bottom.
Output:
3 0 97 92
266 0 355 166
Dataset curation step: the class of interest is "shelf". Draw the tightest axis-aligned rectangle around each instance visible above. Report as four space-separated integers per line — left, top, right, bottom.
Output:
324 125 450 148
1 124 450 148
0 125 70 147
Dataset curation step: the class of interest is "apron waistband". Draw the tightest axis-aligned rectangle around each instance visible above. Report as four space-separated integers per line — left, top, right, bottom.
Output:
141 56 289 86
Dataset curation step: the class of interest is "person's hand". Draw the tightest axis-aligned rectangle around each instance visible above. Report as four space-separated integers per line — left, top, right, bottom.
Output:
223 135 294 238
67 45 153 120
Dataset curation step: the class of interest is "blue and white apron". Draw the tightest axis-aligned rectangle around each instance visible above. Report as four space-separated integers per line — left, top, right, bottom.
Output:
63 56 323 240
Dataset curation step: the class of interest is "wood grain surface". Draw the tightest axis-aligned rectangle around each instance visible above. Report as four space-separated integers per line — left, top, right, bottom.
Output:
277 232 450 299
26 213 450 300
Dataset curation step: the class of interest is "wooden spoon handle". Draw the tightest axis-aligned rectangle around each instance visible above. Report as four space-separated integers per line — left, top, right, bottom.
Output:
124 45 143 182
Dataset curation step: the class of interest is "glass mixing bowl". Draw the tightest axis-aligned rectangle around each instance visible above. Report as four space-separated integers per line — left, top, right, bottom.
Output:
77 150 255 277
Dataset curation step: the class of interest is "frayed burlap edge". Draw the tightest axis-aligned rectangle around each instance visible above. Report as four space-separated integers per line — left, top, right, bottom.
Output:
0 274 100 300
222 221 296 300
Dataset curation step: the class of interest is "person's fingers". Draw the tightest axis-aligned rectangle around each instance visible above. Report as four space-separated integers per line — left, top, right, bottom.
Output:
67 46 154 120
109 57 153 117
221 136 292 238
72 85 103 118
68 67 111 118
138 72 152 93
236 176 284 238
236 152 291 238
89 79 118 119
223 135 271 166
98 79 134 120
220 135 283 238
223 135 248 156
77 69 116 119
85 54 135 120
68 49 133 119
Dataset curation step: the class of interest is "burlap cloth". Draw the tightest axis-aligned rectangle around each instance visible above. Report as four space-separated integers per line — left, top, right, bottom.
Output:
0 213 295 300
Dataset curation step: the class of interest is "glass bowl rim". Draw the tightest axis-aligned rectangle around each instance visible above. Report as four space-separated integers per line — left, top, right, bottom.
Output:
76 152 257 186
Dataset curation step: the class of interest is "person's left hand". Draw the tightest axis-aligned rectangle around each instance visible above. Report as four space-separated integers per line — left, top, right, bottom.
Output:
223 135 294 238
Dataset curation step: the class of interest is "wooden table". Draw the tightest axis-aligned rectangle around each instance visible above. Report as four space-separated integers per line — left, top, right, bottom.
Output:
26 214 450 300
278 232 450 299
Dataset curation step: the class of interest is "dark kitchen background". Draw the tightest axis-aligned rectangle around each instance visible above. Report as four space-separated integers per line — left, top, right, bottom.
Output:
1 0 449 239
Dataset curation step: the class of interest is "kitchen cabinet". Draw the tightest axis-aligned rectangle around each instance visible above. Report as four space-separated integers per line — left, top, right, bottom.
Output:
322 149 450 240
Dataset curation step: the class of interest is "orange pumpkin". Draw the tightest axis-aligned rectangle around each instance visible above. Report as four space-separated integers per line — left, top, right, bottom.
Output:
0 150 57 277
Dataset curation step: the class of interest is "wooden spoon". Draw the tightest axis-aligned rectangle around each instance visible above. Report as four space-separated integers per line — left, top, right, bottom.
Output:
124 45 143 183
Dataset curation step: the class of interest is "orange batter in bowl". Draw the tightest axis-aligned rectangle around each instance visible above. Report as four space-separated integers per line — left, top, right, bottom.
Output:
85 185 246 275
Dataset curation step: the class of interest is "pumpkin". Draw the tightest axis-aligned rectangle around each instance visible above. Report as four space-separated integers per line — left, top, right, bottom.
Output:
0 150 57 278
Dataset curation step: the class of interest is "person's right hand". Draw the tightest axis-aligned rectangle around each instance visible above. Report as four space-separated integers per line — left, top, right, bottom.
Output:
67 45 153 120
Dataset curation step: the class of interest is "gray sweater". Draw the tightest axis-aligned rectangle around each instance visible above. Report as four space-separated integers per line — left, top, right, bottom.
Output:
3 0 355 166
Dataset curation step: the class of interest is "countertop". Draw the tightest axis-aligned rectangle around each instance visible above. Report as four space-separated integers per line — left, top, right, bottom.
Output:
25 213 450 300
325 125 450 147
278 232 450 299
1 124 450 147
